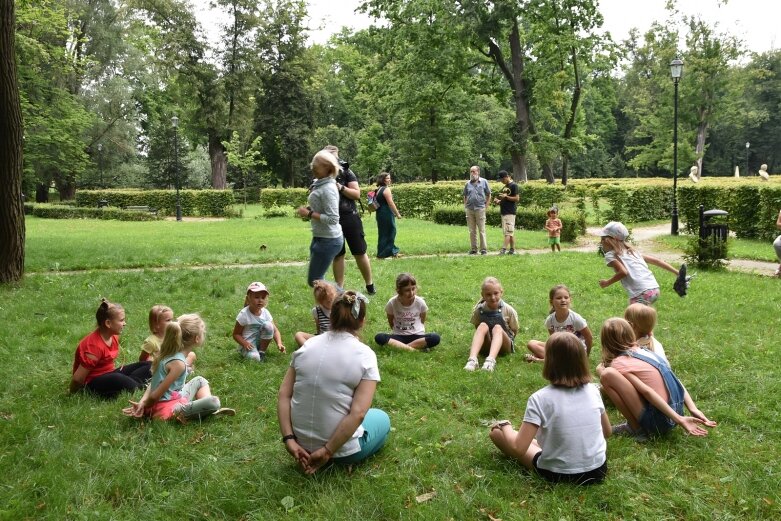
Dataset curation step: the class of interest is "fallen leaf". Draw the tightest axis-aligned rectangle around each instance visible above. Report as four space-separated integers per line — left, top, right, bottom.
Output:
763 498 773 506
415 491 436 503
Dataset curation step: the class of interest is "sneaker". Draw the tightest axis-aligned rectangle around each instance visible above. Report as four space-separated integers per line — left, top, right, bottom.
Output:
365 283 376 296
469 250 477 255
464 357 479 371
481 358 496 371
213 407 236 417
499 248 507 255
508 249 515 255
480 249 487 255
673 263 689 297
611 422 635 436
257 351 267 363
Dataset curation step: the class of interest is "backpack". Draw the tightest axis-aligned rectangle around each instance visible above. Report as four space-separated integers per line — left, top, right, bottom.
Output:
367 187 382 212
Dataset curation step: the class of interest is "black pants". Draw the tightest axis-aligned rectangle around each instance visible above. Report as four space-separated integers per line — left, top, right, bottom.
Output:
85 361 152 400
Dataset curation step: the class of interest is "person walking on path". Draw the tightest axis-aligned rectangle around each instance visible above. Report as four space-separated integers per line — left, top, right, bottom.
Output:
324 145 376 295
463 165 491 255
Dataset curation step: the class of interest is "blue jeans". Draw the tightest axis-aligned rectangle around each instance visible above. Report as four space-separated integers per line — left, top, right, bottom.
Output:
629 350 685 435
307 236 344 287
333 408 391 465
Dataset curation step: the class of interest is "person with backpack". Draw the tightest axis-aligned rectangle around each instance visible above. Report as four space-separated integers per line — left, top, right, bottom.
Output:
323 146 376 295
374 172 402 259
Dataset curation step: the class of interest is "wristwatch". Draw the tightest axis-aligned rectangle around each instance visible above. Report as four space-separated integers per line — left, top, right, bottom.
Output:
307 208 313 219
282 434 297 443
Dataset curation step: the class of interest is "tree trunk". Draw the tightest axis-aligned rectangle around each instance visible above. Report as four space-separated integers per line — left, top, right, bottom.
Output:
54 174 76 201
208 133 227 189
695 112 708 176
0 0 25 282
510 150 526 182
429 106 439 183
35 183 49 203
541 163 555 184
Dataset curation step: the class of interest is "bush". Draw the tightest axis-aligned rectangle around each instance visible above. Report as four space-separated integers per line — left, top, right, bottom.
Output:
74 189 235 217
683 235 729 270
24 203 160 221
431 205 585 242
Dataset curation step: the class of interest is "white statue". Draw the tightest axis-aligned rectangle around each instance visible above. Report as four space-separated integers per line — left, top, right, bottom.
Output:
689 165 700 183
759 163 770 181
735 165 740 178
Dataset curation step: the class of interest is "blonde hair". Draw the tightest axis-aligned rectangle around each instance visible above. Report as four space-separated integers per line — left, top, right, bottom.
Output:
624 303 656 338
148 305 173 333
152 314 205 374
601 235 636 257
310 150 340 178
542 332 591 387
313 280 337 308
600 317 636 366
481 276 503 293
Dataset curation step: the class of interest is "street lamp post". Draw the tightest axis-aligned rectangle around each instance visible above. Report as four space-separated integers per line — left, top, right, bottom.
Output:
172 115 182 221
670 57 683 236
745 141 750 176
97 143 103 188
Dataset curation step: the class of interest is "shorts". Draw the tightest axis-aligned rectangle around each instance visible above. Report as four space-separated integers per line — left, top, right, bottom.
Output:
146 391 189 420
629 287 660 305
501 214 516 236
638 402 676 436
532 452 607 485
337 212 368 257
548 236 560 245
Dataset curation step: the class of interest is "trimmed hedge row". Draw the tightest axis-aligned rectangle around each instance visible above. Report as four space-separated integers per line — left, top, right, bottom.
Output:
24 203 160 221
75 189 236 217
431 205 585 242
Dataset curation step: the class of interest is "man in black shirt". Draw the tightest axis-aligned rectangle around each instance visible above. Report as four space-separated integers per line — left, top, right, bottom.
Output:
324 145 376 295
494 170 519 255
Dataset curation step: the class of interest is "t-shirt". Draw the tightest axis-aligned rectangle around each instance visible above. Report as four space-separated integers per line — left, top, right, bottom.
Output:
546 218 562 237
604 250 659 297
524 383 606 474
610 351 668 402
544 310 588 348
385 295 429 335
311 305 331 335
290 331 381 458
72 329 118 384
140 334 163 358
499 181 518 215
335 167 359 214
149 352 187 402
469 300 520 337
236 306 274 345
463 178 491 210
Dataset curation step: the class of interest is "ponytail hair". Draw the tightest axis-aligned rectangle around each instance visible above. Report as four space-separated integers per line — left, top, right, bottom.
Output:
313 280 337 307
330 291 366 333
96 298 123 328
600 317 636 366
153 321 183 375
151 314 205 375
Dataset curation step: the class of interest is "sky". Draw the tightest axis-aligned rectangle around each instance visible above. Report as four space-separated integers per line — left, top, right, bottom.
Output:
195 0 779 53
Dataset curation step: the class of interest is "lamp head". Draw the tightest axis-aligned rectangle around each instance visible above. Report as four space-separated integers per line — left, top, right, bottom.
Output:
745 142 750 149
670 57 683 83
171 115 179 128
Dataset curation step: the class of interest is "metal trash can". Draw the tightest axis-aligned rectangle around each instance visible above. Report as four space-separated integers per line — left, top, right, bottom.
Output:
697 205 728 262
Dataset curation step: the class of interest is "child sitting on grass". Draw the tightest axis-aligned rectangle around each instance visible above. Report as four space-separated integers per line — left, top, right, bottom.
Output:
139 305 197 371
597 318 716 440
123 314 234 422
232 281 286 362
489 332 610 485
374 273 440 352
294 280 337 347
464 277 519 372
526 284 592 363
624 303 668 366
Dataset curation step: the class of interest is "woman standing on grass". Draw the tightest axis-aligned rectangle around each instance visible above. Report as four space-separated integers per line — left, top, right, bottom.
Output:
296 151 344 286
773 209 781 276
70 299 151 399
374 173 402 259
278 291 390 475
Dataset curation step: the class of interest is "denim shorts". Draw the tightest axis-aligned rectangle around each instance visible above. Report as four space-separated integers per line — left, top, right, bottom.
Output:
638 403 676 435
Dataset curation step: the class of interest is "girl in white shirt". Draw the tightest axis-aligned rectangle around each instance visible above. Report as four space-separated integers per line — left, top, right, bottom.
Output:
489 332 611 485
374 273 440 352
526 284 593 362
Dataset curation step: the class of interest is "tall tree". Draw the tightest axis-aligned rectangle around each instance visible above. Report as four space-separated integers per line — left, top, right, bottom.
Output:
0 0 25 282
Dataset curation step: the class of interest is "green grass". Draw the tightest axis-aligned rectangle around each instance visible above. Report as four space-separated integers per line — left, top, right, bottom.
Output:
3 215 781 519
654 233 780 263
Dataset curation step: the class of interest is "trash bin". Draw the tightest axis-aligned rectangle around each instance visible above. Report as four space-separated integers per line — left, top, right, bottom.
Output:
697 205 728 262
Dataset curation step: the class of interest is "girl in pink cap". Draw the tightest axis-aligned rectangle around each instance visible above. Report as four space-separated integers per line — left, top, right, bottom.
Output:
232 282 286 362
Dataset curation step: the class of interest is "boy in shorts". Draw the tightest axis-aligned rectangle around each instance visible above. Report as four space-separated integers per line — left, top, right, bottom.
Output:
545 207 562 252
494 170 519 255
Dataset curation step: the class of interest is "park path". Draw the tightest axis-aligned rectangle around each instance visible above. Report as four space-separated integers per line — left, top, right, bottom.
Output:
29 223 779 277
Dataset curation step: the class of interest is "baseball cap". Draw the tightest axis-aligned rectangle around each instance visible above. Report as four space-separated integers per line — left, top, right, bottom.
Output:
497 170 510 179
247 282 269 294
600 222 629 241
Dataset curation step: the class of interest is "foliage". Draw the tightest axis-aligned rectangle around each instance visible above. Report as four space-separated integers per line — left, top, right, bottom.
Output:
683 233 728 270
24 203 160 221
74 189 236 217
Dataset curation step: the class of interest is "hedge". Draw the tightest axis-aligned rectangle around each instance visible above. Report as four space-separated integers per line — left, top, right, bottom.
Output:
75 189 236 217
24 203 160 221
431 205 585 242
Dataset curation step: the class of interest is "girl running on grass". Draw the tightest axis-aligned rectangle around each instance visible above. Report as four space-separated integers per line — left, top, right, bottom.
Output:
123 314 234 422
294 280 338 347
70 299 151 399
598 221 686 305
489 332 610 485
374 273 440 352
526 284 592 363
596 318 716 440
463 277 519 372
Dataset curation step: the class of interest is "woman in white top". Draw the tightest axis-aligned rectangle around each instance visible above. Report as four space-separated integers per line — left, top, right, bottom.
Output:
278 291 390 474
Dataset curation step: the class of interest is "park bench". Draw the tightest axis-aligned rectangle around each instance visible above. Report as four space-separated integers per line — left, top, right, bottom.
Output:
125 205 158 216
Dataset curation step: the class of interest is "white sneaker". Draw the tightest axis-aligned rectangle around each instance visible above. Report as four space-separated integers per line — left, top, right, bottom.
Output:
464 357 479 371
482 358 496 372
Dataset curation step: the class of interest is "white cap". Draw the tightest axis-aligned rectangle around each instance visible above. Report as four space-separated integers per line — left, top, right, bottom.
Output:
600 222 629 241
247 282 269 294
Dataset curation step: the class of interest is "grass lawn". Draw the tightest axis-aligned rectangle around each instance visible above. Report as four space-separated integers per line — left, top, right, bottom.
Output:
653 233 780 263
2 215 780 519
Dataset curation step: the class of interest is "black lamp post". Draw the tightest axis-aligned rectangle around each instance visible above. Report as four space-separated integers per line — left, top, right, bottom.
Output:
97 143 103 188
745 141 750 176
670 57 683 236
172 115 182 221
